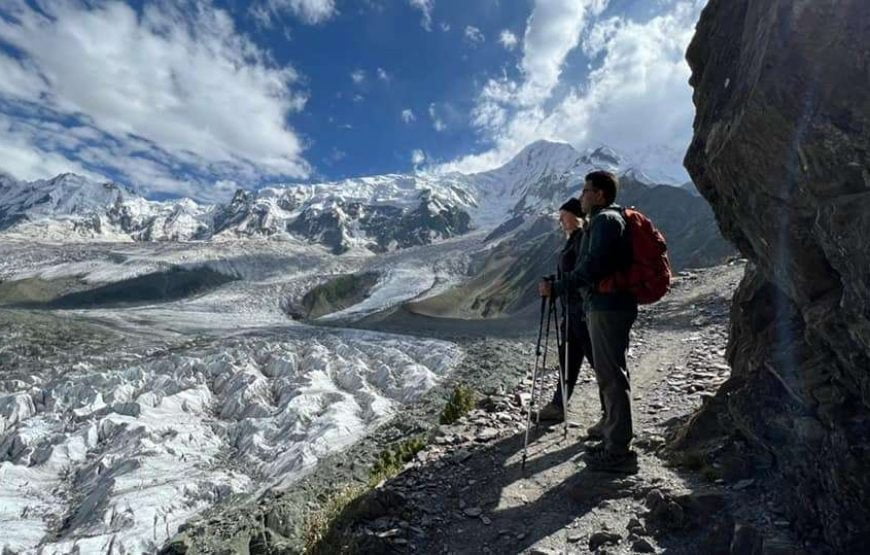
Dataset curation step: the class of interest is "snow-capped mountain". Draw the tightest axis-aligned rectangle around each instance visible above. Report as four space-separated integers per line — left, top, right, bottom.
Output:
0 173 131 232
0 141 650 252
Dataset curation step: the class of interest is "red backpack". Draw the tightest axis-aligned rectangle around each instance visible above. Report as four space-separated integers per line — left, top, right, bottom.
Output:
597 207 672 304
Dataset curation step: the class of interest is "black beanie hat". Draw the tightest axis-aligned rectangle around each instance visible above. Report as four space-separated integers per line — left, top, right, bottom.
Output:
559 197 583 217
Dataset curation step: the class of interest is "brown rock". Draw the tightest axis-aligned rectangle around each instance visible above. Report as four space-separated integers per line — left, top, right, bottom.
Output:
683 0 870 549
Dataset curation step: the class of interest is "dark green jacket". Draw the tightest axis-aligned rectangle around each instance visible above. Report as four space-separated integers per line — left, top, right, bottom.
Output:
553 204 637 313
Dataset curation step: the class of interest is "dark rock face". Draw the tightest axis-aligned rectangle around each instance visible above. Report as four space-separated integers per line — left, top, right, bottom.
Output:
683 0 870 550
213 189 256 234
286 204 349 254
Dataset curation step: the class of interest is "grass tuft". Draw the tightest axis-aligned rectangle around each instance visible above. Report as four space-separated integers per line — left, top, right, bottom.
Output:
304 484 367 554
369 435 428 486
305 436 429 553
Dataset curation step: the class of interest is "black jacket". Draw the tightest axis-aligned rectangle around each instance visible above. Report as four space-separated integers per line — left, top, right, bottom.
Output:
557 228 585 320
553 204 637 312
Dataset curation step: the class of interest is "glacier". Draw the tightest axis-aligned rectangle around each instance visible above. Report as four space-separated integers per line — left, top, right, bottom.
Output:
0 239 467 553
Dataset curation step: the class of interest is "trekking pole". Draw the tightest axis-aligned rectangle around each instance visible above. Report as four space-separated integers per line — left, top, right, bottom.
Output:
522 295 548 471
536 292 555 429
549 296 568 441
560 297 570 440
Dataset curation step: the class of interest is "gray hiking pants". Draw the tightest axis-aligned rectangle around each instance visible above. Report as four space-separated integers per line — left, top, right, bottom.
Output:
587 309 637 453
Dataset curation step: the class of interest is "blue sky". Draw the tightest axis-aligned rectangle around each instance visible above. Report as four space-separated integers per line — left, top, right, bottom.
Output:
0 0 706 201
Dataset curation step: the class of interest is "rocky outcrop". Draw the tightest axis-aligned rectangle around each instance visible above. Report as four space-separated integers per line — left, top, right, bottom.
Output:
683 0 870 550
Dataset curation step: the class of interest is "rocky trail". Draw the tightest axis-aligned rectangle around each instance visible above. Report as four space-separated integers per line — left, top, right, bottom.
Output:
311 260 816 554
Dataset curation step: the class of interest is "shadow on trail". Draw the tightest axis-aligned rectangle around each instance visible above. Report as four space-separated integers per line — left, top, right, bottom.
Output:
312 423 645 554
442 427 639 554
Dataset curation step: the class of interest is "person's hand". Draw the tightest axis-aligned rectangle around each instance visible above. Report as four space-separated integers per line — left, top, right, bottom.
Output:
538 280 552 297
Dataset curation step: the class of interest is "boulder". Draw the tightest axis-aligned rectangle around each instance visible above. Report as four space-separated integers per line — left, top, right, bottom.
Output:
683 0 870 550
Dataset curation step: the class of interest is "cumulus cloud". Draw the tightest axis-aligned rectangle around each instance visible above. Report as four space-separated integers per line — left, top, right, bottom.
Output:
518 0 609 105
0 113 99 181
499 30 518 50
252 0 337 26
377 67 390 81
0 1 311 200
411 149 426 167
429 103 446 132
351 69 366 84
441 0 705 182
401 109 416 123
409 0 434 31
464 26 485 44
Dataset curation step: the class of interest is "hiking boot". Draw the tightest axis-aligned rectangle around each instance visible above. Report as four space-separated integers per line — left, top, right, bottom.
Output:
583 449 638 474
533 402 565 423
586 418 605 439
583 441 605 454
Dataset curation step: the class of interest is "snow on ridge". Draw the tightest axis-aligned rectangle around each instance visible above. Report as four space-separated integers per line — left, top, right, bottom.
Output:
0 331 462 554
0 140 649 247
0 173 129 217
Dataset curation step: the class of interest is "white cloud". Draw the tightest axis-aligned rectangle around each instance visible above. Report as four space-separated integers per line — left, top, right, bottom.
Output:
253 0 337 26
377 67 390 81
440 22 451 32
411 149 426 167
351 69 366 84
519 0 609 105
428 103 446 132
409 0 434 31
499 30 518 50
464 26 485 44
441 0 705 182
401 109 416 123
0 114 98 181
0 0 311 198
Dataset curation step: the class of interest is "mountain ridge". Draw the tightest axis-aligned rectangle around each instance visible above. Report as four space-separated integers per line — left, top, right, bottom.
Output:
0 141 722 259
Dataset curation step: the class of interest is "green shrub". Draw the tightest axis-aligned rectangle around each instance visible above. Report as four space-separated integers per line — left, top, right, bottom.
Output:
440 384 476 425
369 435 427 486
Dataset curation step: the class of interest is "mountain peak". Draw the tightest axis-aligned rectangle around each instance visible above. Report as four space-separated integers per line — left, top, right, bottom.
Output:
587 145 622 166
515 139 579 160
492 140 583 178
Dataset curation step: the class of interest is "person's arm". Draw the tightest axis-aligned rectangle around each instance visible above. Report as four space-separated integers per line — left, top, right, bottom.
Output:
552 211 624 297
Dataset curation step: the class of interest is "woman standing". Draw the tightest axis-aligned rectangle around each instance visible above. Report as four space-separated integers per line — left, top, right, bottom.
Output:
534 198 602 438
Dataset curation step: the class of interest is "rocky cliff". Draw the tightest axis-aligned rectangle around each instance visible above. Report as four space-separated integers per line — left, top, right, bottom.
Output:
683 0 870 550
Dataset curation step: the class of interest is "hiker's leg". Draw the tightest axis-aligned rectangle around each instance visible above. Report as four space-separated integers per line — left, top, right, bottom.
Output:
563 316 588 402
588 309 636 453
573 318 605 428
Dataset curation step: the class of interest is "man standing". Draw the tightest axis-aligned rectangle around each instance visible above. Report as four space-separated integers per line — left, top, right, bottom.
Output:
538 171 638 472
534 198 595 426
